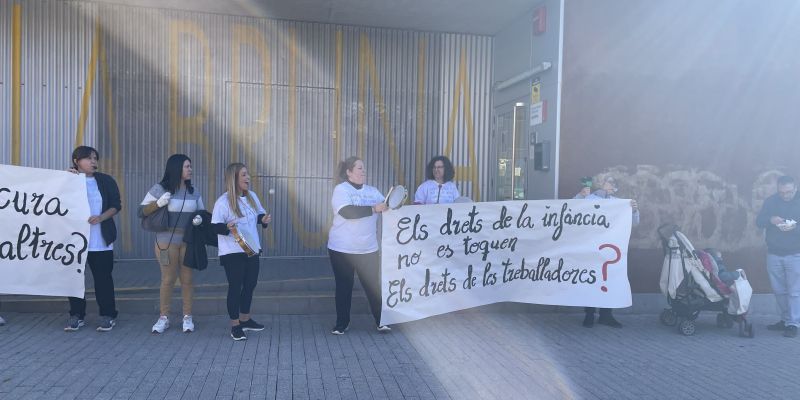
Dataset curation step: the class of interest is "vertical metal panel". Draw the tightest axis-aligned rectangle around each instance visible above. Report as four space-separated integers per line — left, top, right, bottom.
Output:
0 0 9 161
0 0 493 259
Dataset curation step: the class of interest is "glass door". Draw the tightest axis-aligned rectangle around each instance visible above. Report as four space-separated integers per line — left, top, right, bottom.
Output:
496 102 529 200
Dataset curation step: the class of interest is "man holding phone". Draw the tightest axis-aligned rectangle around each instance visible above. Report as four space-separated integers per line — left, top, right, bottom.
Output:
756 175 800 338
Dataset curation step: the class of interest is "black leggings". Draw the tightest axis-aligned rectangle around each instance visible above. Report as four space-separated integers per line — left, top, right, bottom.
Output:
221 253 260 320
328 249 382 327
68 250 118 319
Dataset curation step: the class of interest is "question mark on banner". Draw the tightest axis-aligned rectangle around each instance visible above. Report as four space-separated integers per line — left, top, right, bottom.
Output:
599 243 621 292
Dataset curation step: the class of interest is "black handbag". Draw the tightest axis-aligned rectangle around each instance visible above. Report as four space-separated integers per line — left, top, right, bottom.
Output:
141 205 170 232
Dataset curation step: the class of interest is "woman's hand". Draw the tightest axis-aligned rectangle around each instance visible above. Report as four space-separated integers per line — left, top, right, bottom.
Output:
262 214 272 225
373 203 388 213
227 222 236 231
88 215 103 225
66 167 79 174
156 192 172 207
630 199 638 211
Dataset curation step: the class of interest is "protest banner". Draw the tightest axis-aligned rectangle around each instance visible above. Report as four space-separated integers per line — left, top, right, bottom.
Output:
380 199 633 325
0 164 90 297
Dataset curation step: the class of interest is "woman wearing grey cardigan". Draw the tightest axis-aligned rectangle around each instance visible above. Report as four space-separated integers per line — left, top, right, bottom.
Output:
139 154 205 334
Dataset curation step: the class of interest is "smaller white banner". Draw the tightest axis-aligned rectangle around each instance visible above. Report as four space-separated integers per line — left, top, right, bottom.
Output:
0 164 90 297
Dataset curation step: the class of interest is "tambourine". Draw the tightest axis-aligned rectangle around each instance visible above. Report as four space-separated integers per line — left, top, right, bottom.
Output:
385 185 408 210
229 225 257 257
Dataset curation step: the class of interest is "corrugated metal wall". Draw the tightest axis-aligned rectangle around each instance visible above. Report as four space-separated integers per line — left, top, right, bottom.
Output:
0 0 494 258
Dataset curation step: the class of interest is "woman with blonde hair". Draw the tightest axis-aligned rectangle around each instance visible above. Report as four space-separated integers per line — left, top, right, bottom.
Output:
211 163 271 341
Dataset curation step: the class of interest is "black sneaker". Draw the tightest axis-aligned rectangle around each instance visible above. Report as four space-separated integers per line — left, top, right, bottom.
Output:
582 314 594 328
597 316 623 328
239 319 264 332
231 325 247 341
784 325 797 338
64 316 85 332
331 323 349 335
96 316 116 332
768 321 786 331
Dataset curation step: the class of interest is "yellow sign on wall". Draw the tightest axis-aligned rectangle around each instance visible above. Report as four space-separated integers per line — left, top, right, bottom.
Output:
531 78 541 104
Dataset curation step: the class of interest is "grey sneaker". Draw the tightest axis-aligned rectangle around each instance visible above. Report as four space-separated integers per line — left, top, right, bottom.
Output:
0 315 6 326
96 316 116 332
64 315 85 332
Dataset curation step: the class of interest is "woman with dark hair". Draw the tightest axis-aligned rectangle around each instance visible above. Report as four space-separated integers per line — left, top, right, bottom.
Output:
139 154 205 334
328 156 390 335
414 155 460 204
211 163 271 341
64 146 122 332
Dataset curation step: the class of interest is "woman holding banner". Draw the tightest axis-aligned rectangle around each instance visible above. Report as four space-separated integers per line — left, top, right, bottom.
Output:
139 154 205 334
64 146 121 332
211 163 271 341
578 175 639 328
328 156 390 335
414 156 460 205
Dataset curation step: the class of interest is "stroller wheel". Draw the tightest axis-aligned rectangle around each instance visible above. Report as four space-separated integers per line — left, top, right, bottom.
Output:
660 309 677 326
678 320 696 336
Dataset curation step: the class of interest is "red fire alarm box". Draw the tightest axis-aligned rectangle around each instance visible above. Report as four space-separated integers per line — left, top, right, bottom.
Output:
533 7 546 35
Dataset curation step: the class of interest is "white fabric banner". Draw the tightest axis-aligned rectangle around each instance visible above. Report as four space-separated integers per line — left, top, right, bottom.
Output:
380 199 633 325
0 164 90 297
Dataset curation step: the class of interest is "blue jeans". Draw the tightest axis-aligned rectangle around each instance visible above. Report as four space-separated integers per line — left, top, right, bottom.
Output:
767 253 800 327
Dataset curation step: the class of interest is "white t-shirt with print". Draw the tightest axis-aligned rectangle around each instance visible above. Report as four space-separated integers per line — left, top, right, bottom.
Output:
86 177 112 251
328 182 385 254
414 180 460 204
212 192 266 257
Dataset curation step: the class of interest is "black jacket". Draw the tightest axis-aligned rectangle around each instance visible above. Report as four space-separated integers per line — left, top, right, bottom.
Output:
93 172 122 245
183 210 217 270
756 194 800 256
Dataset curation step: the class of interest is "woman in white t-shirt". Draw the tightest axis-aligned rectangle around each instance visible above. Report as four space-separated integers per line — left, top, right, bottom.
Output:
64 146 122 333
414 155 460 204
211 163 271 341
328 157 390 335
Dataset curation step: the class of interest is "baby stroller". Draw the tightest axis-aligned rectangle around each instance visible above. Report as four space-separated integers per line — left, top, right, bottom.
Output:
657 224 754 337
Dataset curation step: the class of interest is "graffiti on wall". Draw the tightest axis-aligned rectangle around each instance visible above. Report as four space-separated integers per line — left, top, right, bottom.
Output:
586 165 783 251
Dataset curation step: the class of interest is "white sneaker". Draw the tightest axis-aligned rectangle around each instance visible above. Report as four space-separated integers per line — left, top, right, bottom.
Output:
182 315 194 333
377 325 392 333
0 315 6 326
152 316 169 334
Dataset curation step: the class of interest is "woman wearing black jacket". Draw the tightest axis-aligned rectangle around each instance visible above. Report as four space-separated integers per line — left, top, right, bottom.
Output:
64 146 122 332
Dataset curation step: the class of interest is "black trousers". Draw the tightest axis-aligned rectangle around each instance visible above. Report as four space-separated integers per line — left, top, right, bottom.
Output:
68 250 118 319
328 249 382 327
584 307 613 317
221 253 261 320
